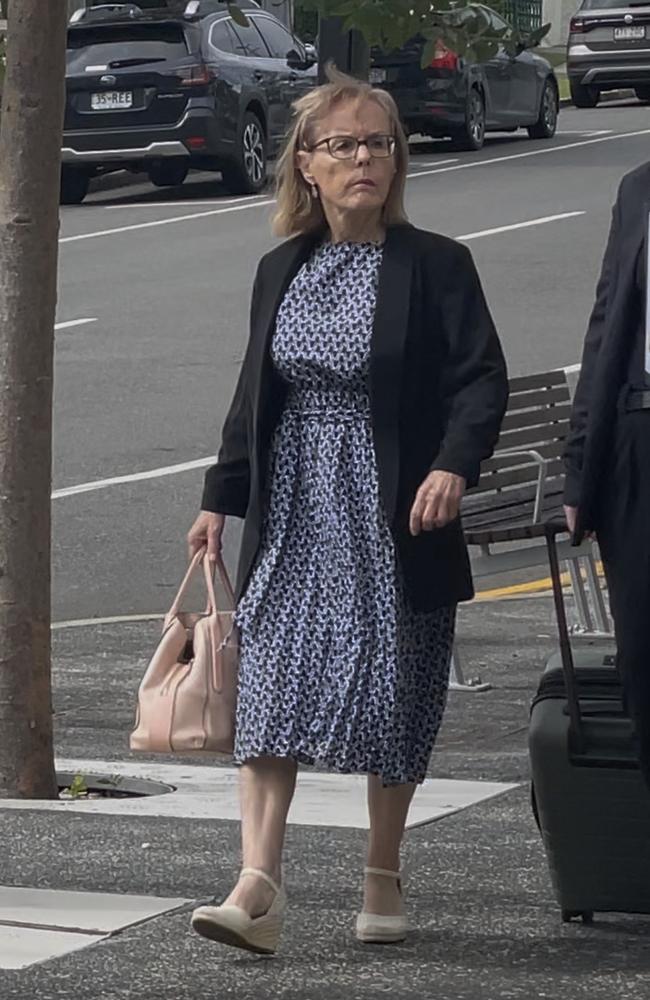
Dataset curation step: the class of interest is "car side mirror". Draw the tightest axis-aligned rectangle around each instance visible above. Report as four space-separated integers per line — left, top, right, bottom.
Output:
287 48 306 70
304 43 318 66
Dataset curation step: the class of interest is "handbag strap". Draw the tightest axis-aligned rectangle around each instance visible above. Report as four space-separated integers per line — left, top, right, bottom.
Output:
168 548 236 620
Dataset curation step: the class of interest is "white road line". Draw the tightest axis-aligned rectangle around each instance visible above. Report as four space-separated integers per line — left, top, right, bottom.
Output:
54 318 97 331
59 198 274 244
103 195 268 210
407 127 650 180
52 456 216 499
410 157 459 167
60 130 650 245
458 211 585 242
52 613 165 629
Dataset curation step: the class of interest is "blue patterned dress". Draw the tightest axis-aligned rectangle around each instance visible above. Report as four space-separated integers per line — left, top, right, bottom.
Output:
234 241 455 785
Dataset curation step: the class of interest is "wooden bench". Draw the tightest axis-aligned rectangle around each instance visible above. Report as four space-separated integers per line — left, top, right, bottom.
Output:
450 368 610 691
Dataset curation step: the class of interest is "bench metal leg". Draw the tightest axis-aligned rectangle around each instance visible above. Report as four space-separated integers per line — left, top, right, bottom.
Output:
449 645 492 693
567 558 594 633
583 550 611 635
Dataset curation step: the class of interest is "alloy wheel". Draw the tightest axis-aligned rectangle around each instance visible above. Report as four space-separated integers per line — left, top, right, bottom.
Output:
468 91 485 146
542 84 558 134
243 122 265 186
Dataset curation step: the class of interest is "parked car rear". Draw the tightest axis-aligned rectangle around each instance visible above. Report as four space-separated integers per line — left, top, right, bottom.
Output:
370 3 558 150
567 0 650 107
62 0 317 203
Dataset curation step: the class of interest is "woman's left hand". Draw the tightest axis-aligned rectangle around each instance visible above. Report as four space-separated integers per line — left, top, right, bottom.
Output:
409 471 467 536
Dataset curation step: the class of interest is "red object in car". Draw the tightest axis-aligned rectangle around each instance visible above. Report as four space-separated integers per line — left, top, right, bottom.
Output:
429 40 459 71
569 17 587 33
178 63 215 86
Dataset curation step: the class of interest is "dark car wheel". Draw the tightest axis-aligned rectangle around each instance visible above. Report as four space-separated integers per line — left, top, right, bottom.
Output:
452 88 485 152
635 86 650 103
221 112 267 195
147 160 189 188
60 167 90 205
570 80 599 109
528 79 559 140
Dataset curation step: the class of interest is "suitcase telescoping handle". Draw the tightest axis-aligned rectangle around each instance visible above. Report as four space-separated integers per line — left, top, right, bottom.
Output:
544 522 586 753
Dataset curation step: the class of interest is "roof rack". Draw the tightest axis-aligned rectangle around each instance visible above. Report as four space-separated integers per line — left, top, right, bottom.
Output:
183 0 259 15
69 4 144 23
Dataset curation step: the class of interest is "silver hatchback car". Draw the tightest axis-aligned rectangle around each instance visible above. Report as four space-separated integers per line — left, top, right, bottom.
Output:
567 0 650 107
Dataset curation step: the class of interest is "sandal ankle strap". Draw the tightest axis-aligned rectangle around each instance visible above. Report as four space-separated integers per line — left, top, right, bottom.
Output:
364 866 401 880
240 867 282 896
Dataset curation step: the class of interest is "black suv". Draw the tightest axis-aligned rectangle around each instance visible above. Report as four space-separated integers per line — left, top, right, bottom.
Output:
62 0 317 203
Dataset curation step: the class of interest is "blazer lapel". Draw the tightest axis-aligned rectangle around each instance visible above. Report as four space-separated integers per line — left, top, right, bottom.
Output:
370 225 413 525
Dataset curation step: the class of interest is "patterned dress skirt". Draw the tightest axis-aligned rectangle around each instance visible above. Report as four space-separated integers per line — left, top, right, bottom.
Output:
234 241 455 786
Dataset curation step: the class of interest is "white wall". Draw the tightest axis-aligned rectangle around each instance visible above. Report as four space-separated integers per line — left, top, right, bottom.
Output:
543 0 580 47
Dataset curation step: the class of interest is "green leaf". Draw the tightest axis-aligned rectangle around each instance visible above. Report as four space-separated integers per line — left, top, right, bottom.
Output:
228 4 250 28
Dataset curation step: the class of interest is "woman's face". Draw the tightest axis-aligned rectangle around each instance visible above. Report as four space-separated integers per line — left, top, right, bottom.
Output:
297 98 397 221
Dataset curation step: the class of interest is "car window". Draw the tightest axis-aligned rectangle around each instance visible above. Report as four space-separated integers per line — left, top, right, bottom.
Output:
487 11 512 37
228 18 270 59
210 18 237 54
66 23 189 68
253 16 299 60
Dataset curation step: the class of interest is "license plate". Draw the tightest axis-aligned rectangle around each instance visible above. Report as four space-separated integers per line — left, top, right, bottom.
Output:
369 68 387 84
614 26 645 40
91 91 133 111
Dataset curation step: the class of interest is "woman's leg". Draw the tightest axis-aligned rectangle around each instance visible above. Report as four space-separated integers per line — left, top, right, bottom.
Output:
364 775 417 914
224 755 298 916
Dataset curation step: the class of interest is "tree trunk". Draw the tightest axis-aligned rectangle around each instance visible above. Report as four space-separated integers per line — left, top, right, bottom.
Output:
317 16 369 83
0 0 67 798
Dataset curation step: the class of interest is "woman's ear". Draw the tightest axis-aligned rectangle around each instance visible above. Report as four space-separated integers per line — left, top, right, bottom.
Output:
296 149 313 186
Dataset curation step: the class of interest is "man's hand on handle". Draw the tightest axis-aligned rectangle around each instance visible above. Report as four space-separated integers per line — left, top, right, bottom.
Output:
409 471 466 536
187 510 226 563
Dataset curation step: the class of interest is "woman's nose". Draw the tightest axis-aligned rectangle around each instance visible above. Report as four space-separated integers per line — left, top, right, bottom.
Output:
355 141 371 165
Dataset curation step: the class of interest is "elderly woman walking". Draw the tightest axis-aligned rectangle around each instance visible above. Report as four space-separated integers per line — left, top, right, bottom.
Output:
187 70 508 955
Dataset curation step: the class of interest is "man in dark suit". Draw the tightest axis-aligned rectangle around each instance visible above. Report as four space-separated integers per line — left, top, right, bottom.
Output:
564 161 650 785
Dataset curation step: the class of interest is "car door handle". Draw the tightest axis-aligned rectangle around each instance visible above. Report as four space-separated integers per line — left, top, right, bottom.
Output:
253 70 264 82
288 71 298 81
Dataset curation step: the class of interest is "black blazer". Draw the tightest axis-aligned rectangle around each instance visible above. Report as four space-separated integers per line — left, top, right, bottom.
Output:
564 162 650 535
202 223 508 611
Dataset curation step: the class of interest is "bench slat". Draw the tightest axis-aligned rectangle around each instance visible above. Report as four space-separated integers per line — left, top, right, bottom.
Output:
479 440 564 476
471 460 565 494
496 420 570 452
500 402 572 433
505 386 571 411
508 369 567 393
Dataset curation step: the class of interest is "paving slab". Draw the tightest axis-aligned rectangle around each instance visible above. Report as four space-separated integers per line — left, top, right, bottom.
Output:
0 886 188 934
0 758 518 827
0 924 97 971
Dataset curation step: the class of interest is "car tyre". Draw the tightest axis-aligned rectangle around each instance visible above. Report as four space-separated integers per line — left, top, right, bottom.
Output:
221 111 267 195
570 81 599 109
60 167 90 205
147 160 189 188
452 88 485 152
635 86 650 103
528 78 559 140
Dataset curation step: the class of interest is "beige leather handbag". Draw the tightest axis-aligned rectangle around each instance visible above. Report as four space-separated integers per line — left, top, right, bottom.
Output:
130 548 238 755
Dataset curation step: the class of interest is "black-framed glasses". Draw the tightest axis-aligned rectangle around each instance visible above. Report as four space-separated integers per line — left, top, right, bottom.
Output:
311 134 396 160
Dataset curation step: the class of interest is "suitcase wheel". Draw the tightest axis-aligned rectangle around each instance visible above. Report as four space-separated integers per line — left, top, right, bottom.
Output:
562 910 594 925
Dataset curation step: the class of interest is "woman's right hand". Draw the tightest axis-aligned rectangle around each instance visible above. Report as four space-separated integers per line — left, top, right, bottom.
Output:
187 510 226 564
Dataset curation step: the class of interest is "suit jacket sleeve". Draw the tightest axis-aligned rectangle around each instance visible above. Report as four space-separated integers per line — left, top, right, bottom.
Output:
201 262 264 516
431 243 509 488
563 190 622 507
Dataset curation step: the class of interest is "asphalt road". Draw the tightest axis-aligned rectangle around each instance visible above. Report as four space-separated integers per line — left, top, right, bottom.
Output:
53 101 650 622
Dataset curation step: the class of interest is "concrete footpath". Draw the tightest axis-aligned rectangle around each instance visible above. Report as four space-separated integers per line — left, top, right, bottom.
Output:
1 595 649 1000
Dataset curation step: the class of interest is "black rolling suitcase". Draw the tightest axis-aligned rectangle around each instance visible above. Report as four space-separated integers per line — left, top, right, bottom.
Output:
528 524 650 923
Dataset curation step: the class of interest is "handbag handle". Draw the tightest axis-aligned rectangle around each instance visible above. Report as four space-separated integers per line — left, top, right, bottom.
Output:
167 548 236 621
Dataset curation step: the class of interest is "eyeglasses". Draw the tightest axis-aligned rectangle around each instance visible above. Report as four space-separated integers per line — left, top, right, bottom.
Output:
310 134 396 160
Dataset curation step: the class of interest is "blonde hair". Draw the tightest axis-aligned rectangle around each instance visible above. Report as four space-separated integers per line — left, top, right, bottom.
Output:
273 66 410 238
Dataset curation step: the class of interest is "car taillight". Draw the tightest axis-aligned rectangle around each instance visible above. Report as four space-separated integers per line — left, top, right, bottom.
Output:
178 63 215 86
569 17 586 33
429 40 459 71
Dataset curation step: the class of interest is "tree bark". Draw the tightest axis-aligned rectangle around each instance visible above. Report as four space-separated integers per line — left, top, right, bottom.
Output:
0 0 67 798
317 16 369 83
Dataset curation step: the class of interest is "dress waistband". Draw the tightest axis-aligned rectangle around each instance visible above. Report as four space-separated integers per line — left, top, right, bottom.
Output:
284 385 369 417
